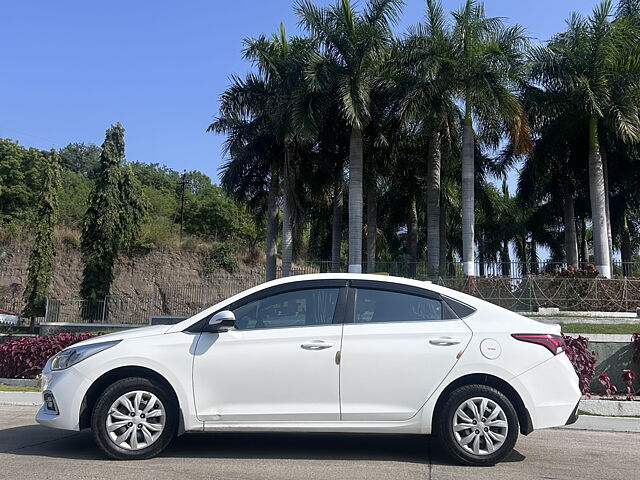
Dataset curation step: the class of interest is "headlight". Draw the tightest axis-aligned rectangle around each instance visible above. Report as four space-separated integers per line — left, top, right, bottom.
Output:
50 340 121 371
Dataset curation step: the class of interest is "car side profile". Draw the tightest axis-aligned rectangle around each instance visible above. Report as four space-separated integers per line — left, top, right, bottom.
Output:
36 274 581 465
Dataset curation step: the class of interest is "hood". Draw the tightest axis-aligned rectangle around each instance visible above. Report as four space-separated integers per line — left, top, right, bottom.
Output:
72 324 172 347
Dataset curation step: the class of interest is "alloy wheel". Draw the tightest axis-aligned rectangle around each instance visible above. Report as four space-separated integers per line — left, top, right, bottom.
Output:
452 396 508 456
105 390 166 451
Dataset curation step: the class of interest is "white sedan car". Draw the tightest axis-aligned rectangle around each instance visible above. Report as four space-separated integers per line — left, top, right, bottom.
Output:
36 274 580 465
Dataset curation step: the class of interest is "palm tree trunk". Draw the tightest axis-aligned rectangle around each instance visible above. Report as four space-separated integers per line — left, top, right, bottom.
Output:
461 117 475 276
562 182 579 269
621 215 632 277
426 132 441 276
581 217 590 267
588 116 611 278
530 238 538 274
439 197 447 276
366 179 377 273
331 172 343 273
601 148 614 273
620 212 633 277
265 164 279 281
281 147 294 277
407 197 418 278
501 241 511 276
348 127 363 273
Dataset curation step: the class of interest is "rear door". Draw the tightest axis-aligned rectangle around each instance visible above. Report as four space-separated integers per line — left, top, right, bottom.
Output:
339 281 473 421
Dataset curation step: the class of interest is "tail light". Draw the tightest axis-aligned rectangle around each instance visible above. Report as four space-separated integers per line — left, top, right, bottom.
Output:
511 333 565 355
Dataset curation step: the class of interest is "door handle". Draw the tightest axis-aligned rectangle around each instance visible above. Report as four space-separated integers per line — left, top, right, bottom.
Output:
429 337 463 346
300 340 334 350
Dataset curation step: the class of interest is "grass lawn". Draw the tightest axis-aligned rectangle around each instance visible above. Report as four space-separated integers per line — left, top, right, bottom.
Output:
0 384 40 392
559 323 640 335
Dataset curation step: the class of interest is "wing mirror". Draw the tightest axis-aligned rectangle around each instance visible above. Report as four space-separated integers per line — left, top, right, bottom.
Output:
207 310 236 332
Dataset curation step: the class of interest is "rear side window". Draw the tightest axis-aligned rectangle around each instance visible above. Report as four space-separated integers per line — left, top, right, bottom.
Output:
354 288 443 323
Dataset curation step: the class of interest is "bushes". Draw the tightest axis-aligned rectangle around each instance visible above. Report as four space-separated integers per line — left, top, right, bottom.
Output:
562 334 597 395
202 243 238 275
0 333 95 379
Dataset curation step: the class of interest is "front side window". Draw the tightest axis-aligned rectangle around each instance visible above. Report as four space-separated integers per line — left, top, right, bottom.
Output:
232 288 340 330
354 288 442 323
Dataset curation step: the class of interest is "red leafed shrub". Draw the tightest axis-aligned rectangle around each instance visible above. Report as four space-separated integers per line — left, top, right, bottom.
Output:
0 333 96 379
622 370 636 397
632 333 640 364
598 372 617 396
547 265 599 278
563 334 597 395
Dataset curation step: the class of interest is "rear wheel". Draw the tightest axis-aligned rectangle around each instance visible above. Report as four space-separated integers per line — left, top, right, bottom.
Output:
91 377 178 460
436 384 519 466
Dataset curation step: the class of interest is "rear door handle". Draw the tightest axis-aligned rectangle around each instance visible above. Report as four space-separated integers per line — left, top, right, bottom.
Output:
301 340 334 350
429 337 463 346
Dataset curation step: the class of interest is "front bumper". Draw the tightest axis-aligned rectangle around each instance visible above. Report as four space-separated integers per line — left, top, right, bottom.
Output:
35 366 92 431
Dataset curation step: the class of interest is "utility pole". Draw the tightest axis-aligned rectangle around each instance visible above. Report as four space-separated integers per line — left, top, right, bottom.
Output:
179 170 187 239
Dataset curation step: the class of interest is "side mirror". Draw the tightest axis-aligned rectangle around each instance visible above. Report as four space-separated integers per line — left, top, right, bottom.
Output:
207 310 236 332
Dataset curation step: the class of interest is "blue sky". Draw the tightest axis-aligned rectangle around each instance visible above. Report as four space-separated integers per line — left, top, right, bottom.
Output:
1 0 595 182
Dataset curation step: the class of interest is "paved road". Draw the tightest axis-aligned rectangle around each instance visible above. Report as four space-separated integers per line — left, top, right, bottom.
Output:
1 405 638 479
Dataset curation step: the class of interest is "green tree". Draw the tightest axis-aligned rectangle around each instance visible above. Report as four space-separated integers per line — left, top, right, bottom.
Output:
0 139 42 223
59 142 101 179
452 0 530 276
530 0 640 277
395 0 460 275
296 0 404 273
80 123 147 308
22 150 62 330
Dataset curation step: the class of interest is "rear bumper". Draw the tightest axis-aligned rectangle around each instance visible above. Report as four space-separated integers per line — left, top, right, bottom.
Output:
565 400 580 426
510 353 581 431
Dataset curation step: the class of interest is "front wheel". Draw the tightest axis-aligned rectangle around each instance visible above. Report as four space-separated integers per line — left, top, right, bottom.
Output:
91 377 178 460
435 384 519 466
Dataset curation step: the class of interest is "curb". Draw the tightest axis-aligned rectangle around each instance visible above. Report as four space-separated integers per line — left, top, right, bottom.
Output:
560 415 640 433
580 398 640 417
0 391 42 406
0 377 40 388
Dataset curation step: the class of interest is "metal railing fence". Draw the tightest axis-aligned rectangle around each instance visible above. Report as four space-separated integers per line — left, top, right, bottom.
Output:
3 259 640 326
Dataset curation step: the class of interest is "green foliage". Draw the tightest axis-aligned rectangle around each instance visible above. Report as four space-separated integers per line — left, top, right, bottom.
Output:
184 185 254 242
22 150 62 318
58 142 101 179
80 124 148 303
0 139 43 223
58 169 92 225
203 242 239 275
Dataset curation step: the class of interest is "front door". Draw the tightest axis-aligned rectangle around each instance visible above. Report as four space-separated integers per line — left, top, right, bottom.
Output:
340 285 473 421
193 285 345 422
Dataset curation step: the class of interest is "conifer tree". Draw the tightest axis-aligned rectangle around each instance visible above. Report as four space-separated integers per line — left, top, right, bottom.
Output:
80 123 147 311
23 149 61 330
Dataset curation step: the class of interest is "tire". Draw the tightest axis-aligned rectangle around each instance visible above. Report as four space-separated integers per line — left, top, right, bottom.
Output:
435 384 519 466
91 376 178 460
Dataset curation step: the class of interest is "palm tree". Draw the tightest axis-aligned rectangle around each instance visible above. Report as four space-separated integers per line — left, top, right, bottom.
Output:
214 25 315 278
451 0 530 276
242 26 316 277
210 73 281 281
395 0 460 275
296 0 404 273
530 0 640 278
